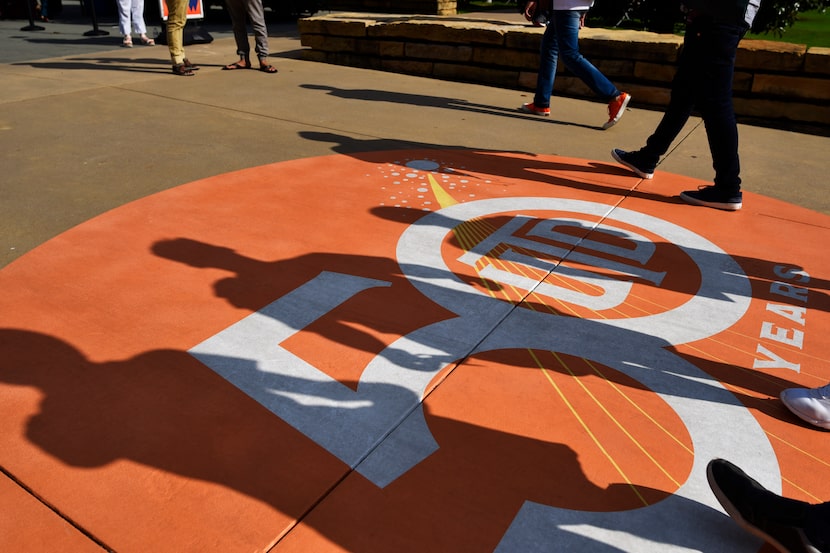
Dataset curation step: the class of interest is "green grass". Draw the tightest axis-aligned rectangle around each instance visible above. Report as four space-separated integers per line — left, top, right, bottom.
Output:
458 0 518 13
747 9 830 47
460 2 830 48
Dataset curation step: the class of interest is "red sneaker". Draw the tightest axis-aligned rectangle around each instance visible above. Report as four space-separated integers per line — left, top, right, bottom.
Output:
520 102 550 117
603 92 631 129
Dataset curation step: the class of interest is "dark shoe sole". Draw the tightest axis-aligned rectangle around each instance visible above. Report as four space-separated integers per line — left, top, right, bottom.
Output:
679 191 742 211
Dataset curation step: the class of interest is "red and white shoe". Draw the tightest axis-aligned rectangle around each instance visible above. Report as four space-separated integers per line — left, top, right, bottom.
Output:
520 102 550 117
602 92 631 129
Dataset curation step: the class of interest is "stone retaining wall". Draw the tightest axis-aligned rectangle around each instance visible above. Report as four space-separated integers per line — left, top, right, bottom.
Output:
323 0 456 16
298 13 830 127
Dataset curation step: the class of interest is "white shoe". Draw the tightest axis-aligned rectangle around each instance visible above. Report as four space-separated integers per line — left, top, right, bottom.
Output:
780 383 830 430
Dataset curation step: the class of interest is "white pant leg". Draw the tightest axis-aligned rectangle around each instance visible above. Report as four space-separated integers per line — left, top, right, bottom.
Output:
117 0 133 35
131 0 147 35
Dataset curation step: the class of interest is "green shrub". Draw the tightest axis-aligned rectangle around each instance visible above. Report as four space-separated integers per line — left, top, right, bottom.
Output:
587 0 829 35
752 0 828 35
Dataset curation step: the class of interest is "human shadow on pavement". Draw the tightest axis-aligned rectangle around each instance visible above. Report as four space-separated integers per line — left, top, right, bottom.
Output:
0 326 746 553
298 130 691 207
15 56 178 73
300 84 603 130
150 232 816 430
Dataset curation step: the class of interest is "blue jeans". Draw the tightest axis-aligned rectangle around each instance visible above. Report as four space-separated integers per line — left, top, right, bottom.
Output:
533 10 620 108
643 17 747 193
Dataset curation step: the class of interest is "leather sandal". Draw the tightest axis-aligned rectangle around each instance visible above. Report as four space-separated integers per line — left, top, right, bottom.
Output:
258 57 277 73
171 63 195 76
223 58 250 70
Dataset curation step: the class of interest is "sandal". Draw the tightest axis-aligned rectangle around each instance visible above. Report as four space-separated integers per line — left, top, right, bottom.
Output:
258 57 277 73
183 58 199 70
223 58 250 70
122 35 133 48
139 35 155 46
171 63 195 76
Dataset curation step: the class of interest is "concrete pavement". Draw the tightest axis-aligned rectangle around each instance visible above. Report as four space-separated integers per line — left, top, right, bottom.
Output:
2 5 829 553
2 5 829 269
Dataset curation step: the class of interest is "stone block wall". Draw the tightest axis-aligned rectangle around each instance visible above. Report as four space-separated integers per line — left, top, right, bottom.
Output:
298 13 830 127
323 0 456 16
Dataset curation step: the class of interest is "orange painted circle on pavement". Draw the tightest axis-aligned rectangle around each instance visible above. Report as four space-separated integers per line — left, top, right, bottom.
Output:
1 149 828 553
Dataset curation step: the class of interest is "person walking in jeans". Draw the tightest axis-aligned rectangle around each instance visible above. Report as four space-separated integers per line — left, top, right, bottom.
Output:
612 1 762 211
520 0 631 130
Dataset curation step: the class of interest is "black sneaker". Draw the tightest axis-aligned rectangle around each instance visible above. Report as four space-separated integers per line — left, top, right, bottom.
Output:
680 185 742 211
706 459 822 553
611 148 655 179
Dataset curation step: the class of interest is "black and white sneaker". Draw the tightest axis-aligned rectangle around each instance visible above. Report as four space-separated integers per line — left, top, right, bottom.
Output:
680 186 742 211
706 459 823 553
611 148 655 179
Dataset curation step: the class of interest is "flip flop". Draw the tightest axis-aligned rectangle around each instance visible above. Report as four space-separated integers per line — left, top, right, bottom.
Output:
223 60 250 70
259 63 278 74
